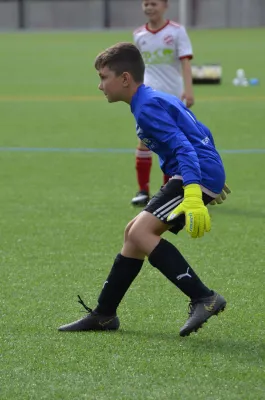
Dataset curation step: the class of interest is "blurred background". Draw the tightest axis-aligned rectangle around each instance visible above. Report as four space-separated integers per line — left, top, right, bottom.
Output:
0 0 265 30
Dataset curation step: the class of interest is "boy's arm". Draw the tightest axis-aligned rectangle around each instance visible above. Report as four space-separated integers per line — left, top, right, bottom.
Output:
138 101 211 238
181 57 194 108
138 102 201 186
177 26 194 108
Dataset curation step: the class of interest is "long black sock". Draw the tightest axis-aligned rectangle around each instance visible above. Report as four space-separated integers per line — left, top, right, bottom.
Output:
94 254 144 316
148 239 212 299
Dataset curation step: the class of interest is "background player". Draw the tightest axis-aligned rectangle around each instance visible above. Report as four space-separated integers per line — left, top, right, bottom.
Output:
132 0 194 206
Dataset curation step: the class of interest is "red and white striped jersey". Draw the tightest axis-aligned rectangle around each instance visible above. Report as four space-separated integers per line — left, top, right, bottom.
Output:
133 20 193 97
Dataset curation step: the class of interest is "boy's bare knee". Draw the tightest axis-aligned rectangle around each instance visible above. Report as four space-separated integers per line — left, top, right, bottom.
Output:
127 225 144 248
124 217 138 242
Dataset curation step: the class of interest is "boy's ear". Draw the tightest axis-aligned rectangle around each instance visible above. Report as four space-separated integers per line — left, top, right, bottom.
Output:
121 72 131 87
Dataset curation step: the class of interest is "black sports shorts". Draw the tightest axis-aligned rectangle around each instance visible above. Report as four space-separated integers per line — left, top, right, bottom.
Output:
144 179 214 235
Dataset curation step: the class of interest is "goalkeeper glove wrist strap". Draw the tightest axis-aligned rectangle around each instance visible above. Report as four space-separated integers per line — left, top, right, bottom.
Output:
184 183 202 199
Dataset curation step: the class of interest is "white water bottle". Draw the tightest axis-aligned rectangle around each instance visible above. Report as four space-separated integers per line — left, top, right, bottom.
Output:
233 69 248 86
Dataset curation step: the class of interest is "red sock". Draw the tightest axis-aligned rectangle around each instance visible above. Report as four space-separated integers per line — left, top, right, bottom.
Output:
135 147 152 193
163 174 170 185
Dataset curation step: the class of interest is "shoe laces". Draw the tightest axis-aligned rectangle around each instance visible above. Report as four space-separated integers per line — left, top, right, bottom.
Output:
188 298 202 316
77 295 93 314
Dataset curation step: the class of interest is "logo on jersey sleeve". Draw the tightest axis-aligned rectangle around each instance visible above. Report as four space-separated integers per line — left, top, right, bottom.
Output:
142 138 157 150
201 136 210 145
136 125 157 150
141 138 152 147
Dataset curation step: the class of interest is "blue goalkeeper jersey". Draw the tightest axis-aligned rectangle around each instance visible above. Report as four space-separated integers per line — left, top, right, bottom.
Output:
130 84 225 194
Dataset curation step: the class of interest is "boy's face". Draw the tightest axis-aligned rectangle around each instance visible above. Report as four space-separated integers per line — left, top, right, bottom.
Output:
142 0 168 22
97 66 127 103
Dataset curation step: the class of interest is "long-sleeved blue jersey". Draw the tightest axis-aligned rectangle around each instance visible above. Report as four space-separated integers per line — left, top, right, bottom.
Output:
130 84 225 194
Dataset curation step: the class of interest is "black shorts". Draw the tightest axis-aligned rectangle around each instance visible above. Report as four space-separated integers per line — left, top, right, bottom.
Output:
144 179 214 235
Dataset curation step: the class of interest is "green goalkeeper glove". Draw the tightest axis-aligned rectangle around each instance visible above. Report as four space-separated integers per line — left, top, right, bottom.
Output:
209 183 231 205
167 184 211 238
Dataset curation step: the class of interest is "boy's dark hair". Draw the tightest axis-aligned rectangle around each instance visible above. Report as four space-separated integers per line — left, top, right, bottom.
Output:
95 42 145 83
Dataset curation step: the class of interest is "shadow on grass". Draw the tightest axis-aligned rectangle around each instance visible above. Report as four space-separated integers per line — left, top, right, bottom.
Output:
209 206 264 219
117 329 264 364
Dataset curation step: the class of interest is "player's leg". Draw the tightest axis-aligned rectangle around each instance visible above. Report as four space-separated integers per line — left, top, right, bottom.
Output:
124 179 226 336
59 180 226 335
131 139 152 206
58 215 145 332
123 209 213 299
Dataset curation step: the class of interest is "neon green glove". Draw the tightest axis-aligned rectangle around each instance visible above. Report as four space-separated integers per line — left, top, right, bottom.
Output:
167 184 211 238
209 183 231 205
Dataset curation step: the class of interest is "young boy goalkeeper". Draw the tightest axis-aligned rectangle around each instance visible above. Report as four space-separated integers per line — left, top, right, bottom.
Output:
59 42 229 337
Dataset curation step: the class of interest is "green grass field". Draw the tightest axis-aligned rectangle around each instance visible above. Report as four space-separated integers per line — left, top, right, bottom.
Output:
0 28 265 400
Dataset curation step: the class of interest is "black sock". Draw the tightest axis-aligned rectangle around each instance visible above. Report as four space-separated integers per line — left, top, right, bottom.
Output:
148 239 212 299
94 254 144 316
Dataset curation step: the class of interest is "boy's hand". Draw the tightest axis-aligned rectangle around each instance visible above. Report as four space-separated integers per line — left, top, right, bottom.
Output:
167 184 211 238
181 92 194 108
209 183 231 205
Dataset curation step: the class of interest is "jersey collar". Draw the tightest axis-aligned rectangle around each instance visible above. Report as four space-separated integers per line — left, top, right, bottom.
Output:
146 19 170 34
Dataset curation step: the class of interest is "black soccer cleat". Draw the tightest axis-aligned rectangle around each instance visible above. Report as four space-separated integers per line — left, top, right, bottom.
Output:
179 291 226 337
58 296 120 332
131 190 150 206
